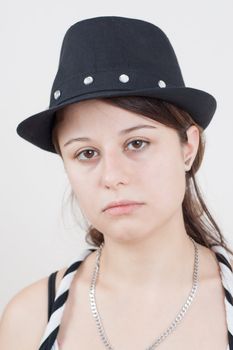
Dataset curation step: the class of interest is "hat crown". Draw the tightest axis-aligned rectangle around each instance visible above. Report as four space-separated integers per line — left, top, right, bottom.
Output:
50 16 185 107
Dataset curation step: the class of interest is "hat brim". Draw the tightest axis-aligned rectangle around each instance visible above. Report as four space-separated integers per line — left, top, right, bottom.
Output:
16 86 217 154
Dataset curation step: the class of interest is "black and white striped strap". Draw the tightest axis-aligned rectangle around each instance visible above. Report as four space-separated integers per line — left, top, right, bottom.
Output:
38 248 94 350
210 243 233 349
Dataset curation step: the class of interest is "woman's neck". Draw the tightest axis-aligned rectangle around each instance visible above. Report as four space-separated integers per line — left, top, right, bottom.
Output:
97 223 196 294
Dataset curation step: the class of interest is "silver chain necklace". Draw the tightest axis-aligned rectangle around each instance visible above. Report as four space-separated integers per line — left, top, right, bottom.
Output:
89 236 199 349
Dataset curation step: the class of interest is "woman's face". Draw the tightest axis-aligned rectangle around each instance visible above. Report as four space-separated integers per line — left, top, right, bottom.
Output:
56 98 199 243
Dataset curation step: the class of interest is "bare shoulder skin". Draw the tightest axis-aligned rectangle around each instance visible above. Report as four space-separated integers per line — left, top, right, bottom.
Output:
0 267 67 350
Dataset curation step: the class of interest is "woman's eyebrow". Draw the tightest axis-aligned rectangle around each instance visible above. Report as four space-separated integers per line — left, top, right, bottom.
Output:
63 124 157 147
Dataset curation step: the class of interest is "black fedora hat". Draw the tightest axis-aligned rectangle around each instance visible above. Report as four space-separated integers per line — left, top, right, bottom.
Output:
16 15 217 154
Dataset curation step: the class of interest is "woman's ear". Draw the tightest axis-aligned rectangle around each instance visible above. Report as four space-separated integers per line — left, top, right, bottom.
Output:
182 125 200 171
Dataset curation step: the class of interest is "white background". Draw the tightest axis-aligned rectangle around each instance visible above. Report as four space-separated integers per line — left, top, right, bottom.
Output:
1 0 233 315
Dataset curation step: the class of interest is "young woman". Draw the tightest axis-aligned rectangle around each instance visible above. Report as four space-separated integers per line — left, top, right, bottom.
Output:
0 16 232 350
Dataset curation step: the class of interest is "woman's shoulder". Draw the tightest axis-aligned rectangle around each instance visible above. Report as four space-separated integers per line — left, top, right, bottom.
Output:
0 266 67 350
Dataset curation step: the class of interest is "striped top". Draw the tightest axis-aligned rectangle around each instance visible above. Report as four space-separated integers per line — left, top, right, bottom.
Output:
38 243 233 350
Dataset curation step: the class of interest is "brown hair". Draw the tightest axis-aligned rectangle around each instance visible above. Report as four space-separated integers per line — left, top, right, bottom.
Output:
51 96 233 257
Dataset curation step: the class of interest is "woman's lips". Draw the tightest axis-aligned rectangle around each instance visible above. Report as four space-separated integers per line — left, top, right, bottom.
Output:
104 203 144 216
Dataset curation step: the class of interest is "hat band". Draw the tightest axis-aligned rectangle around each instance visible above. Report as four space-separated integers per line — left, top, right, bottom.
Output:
50 67 185 108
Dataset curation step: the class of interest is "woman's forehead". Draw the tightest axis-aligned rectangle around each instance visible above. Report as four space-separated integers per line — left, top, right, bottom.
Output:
56 99 163 129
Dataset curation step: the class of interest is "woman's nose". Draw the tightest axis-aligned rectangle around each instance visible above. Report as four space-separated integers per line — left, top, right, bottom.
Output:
100 151 130 189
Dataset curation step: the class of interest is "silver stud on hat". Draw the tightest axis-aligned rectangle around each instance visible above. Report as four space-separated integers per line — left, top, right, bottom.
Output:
54 90 61 100
84 76 94 85
119 74 129 83
158 80 166 88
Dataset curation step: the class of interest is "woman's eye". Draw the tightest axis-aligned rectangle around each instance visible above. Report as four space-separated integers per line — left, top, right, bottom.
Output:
126 139 149 151
75 139 149 161
75 149 98 161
